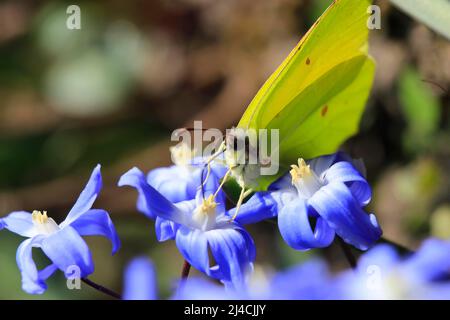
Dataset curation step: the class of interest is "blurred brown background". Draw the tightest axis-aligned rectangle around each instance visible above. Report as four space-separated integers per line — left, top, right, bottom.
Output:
0 0 448 299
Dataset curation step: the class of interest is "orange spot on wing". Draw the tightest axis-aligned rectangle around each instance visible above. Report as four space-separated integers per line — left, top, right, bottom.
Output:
306 57 311 65
321 105 328 117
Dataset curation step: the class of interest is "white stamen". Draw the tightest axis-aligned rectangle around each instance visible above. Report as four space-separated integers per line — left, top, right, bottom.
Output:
289 158 322 198
31 210 60 235
192 195 218 231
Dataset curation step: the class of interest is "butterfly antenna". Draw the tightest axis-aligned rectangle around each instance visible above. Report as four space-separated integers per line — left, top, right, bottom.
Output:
198 142 227 190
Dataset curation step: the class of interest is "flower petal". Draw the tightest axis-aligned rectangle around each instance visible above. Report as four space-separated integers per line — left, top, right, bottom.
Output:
62 165 103 227
123 257 157 300
309 153 338 178
422 284 450 300
119 167 157 219
402 238 450 282
173 278 235 300
211 164 228 207
309 182 382 250
39 264 59 280
147 166 199 202
269 259 332 299
41 226 94 278
336 244 402 300
356 244 400 273
155 217 178 242
324 161 372 206
1 211 38 238
278 198 335 250
269 173 292 190
69 209 121 255
119 167 185 224
16 236 50 294
229 193 276 225
205 226 255 290
196 166 226 212
175 226 210 275
231 190 296 225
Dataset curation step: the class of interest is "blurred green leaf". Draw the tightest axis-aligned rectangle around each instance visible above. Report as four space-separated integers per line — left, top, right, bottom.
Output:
390 0 450 40
398 67 441 153
431 205 450 239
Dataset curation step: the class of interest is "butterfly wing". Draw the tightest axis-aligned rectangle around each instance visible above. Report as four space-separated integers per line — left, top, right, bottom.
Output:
236 0 375 190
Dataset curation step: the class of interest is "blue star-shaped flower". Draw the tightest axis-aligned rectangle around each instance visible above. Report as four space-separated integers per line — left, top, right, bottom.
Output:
119 144 226 241
0 165 120 294
335 238 450 299
119 167 255 290
123 257 157 300
175 259 333 300
233 152 382 250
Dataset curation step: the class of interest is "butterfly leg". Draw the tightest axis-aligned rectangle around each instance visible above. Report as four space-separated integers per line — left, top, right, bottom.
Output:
199 142 226 190
230 186 253 222
214 167 232 198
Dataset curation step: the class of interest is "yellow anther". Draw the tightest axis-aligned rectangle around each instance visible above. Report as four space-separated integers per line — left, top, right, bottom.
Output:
289 158 311 184
192 195 219 230
32 210 48 224
198 195 217 216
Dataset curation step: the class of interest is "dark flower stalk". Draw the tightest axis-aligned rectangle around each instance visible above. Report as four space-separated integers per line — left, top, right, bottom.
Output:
181 260 191 279
82 278 122 299
337 238 357 269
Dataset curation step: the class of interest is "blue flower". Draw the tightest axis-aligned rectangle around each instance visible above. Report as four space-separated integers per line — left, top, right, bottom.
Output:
123 257 157 300
0 165 120 294
233 152 382 250
264 260 333 299
118 145 226 241
176 259 333 300
123 256 230 300
119 167 255 290
335 238 450 299
172 278 237 300
118 167 181 242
